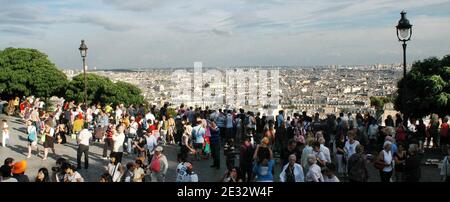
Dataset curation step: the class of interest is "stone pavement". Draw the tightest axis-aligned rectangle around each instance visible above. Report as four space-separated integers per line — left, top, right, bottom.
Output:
0 114 444 182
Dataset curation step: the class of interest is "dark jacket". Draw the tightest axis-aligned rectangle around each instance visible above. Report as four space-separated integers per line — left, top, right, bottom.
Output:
404 154 422 182
13 174 30 182
347 153 369 182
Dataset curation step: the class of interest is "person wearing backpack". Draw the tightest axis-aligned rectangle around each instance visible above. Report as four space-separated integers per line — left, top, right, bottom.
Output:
150 146 168 182
440 147 450 182
26 120 39 158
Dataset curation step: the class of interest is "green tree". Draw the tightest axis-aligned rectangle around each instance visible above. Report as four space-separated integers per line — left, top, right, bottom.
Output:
394 55 450 118
370 96 384 110
65 73 144 106
0 48 68 99
370 96 394 110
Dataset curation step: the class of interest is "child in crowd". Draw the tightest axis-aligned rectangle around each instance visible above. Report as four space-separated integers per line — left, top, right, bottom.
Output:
324 163 340 182
2 119 10 147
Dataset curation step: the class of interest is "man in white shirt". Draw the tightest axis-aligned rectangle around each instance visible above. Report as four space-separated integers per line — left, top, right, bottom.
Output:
145 112 155 123
280 154 304 182
318 137 331 163
112 125 126 163
312 141 328 166
127 117 138 153
77 123 92 169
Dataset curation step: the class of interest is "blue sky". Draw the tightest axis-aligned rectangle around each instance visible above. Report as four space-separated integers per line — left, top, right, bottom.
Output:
1 0 450 69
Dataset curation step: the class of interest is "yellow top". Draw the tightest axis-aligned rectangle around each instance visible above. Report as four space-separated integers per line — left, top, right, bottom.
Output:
105 105 113 113
73 119 84 133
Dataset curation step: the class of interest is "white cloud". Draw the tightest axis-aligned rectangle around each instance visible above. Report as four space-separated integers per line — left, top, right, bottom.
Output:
1 0 450 68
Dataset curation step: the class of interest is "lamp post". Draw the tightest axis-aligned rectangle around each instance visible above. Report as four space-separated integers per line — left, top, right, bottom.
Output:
79 40 88 113
396 10 412 127
396 10 412 77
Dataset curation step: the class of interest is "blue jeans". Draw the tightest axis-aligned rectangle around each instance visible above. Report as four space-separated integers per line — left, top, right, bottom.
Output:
127 138 133 153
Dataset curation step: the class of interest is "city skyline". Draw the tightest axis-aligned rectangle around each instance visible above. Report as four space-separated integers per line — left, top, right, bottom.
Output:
1 0 450 69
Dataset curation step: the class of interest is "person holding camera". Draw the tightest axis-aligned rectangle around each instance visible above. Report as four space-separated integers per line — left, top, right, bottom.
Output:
51 158 67 182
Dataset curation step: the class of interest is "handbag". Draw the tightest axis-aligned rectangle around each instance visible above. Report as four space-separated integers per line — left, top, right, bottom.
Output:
27 129 36 142
374 154 385 170
40 134 46 143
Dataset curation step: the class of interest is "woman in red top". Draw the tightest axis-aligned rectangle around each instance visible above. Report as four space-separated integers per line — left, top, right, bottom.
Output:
19 100 27 118
440 117 449 149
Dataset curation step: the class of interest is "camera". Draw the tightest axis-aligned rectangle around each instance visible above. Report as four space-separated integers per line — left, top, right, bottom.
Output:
51 166 60 172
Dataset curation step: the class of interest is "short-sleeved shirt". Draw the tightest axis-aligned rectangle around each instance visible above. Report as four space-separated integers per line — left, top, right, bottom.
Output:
192 125 205 144
253 159 275 182
133 167 145 182
176 163 187 182
345 140 360 157
78 129 91 146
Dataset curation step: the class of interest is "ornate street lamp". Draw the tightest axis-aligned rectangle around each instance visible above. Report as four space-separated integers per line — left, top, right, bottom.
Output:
79 40 88 112
396 11 412 127
396 10 412 77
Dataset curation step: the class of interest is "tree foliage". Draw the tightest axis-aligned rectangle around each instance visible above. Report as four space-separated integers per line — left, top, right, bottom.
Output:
65 73 144 106
370 96 393 110
0 48 68 99
394 55 450 118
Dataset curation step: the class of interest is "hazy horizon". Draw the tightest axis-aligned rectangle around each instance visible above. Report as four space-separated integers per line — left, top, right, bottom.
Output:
1 0 450 69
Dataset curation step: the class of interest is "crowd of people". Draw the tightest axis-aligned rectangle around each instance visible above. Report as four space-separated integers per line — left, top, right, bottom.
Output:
0 95 449 182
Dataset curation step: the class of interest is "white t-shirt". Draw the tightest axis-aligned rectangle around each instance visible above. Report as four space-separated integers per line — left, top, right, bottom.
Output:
133 167 145 182
306 164 324 182
107 163 122 182
129 122 138 135
176 162 187 182
324 175 340 182
314 151 327 163
345 140 360 157
115 108 122 118
112 132 125 152
320 144 331 163
182 173 199 182
38 101 45 109
78 129 91 146
1 177 18 182
145 113 155 122
64 172 84 182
